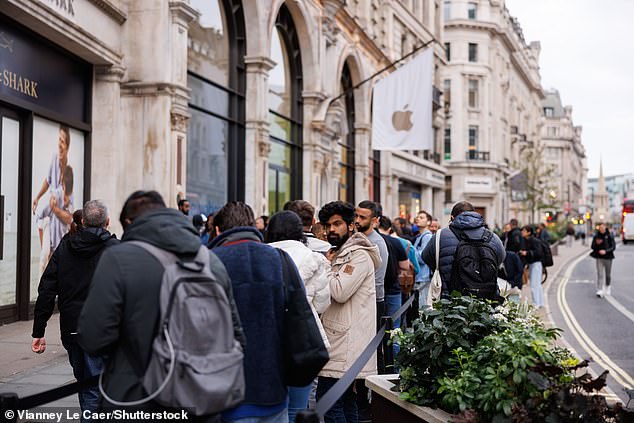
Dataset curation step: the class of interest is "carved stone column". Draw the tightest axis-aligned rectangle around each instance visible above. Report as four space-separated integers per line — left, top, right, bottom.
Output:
244 55 276 214
92 64 125 234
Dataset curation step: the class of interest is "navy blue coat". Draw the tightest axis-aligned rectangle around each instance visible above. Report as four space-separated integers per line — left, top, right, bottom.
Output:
422 212 506 297
209 227 301 408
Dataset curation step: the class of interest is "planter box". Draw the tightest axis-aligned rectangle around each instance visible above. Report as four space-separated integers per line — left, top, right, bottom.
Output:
366 375 453 423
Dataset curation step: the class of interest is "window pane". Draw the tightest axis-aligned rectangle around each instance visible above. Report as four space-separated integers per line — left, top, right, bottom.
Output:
468 2 477 19
188 74 230 117
443 1 450 20
468 79 478 108
186 109 228 215
469 43 477 62
1 117 19 306
269 28 291 118
445 42 451 61
269 112 292 142
268 168 277 213
188 0 229 86
444 127 451 160
269 139 291 169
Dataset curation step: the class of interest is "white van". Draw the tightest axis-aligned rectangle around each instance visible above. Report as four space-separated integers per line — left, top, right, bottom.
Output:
623 213 634 244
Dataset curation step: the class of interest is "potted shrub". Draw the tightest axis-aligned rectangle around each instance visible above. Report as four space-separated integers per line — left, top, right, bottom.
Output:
379 295 634 422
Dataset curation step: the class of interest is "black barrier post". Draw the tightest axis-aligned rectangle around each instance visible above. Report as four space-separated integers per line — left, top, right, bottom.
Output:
381 316 394 373
0 393 18 423
295 409 320 423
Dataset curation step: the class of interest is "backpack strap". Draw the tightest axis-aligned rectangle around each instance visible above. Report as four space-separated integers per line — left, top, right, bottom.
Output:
435 228 442 269
127 240 178 266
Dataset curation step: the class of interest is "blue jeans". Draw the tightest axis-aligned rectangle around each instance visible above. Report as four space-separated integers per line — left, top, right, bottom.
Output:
224 408 288 423
385 293 401 360
288 384 312 423
62 335 103 423
316 377 357 423
528 261 544 307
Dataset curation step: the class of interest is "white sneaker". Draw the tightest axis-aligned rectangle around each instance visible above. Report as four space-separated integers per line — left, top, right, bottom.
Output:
605 286 612 296
596 289 604 298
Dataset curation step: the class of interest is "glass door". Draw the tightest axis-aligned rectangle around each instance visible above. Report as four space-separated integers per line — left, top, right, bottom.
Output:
0 111 20 310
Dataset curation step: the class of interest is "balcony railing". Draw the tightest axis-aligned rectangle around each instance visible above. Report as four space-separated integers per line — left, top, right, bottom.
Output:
466 150 490 162
423 150 441 164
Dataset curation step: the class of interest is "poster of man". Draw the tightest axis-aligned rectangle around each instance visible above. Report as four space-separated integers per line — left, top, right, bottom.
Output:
30 117 84 300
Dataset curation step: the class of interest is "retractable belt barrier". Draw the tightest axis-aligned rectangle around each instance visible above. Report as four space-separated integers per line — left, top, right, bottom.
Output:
0 293 418 423
309 292 416 420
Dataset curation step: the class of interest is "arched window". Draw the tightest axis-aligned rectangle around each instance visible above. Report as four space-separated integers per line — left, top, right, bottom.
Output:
339 63 355 203
186 0 246 216
268 4 303 213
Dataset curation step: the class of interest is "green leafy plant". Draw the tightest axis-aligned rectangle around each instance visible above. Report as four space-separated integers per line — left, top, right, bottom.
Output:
392 296 634 422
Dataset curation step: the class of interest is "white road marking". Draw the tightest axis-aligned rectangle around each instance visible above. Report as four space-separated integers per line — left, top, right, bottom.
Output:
557 254 634 389
605 295 634 324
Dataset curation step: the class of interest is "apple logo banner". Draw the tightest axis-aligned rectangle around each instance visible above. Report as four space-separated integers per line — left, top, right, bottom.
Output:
371 48 433 150
392 105 413 132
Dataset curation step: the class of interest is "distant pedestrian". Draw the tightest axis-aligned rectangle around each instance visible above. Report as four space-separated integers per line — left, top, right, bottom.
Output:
177 198 190 216
413 211 434 307
284 200 332 253
590 222 616 297
255 215 268 236
566 223 575 247
519 225 544 308
429 218 440 234
537 223 551 244
32 200 119 421
505 219 522 253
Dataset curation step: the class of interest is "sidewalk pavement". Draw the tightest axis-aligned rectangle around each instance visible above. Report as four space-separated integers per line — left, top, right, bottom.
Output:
0 313 78 408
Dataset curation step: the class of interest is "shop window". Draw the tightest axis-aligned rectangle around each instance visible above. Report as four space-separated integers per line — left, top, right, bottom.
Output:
187 0 246 215
268 5 303 213
339 63 356 203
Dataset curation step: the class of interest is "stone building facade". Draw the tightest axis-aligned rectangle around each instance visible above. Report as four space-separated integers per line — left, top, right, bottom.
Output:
541 89 587 217
0 0 447 322
440 0 544 225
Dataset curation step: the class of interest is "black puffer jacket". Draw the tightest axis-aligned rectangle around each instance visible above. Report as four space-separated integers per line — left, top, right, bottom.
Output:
422 212 505 297
590 230 615 259
78 208 244 411
32 227 119 338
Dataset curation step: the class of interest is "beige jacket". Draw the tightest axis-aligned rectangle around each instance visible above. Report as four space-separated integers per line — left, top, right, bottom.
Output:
319 232 381 379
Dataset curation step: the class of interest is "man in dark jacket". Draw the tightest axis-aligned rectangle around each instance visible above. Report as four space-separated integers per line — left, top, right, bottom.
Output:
422 201 505 299
32 200 119 418
519 225 544 308
590 222 616 297
505 218 522 253
209 201 306 423
78 191 244 421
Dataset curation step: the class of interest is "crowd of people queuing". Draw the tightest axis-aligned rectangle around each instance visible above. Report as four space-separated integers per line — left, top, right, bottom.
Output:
30 190 613 423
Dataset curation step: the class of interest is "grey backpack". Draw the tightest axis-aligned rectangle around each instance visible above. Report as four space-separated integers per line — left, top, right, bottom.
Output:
99 242 245 415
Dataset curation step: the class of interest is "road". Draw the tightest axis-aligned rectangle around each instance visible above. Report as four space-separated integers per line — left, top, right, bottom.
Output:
548 241 634 405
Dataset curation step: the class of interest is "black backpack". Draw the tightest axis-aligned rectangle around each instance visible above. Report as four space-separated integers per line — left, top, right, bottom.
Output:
537 238 554 267
449 229 500 300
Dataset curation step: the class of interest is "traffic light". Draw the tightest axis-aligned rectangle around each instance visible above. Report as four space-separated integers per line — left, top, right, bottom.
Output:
585 212 591 220
545 211 553 222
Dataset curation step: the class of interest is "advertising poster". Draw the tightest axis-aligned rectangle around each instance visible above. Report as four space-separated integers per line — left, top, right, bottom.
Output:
29 117 84 300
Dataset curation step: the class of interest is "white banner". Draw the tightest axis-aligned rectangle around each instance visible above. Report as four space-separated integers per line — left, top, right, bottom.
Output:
372 48 433 151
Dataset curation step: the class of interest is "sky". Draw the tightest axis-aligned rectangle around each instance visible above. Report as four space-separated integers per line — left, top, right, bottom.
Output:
504 0 634 179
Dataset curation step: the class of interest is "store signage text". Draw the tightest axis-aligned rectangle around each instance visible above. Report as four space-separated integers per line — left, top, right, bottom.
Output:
0 68 38 98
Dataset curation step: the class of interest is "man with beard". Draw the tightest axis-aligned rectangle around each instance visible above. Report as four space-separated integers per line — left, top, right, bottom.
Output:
316 201 380 422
